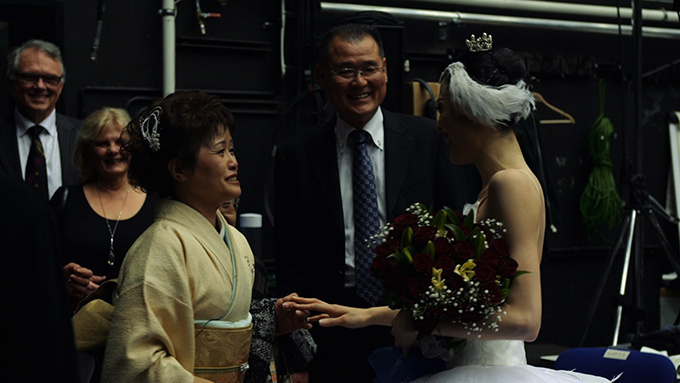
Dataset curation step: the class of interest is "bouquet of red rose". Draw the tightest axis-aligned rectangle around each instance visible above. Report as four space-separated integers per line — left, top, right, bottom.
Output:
370 203 526 336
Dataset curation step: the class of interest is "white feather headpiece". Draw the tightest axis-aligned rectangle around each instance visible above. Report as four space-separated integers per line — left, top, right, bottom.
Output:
439 61 535 127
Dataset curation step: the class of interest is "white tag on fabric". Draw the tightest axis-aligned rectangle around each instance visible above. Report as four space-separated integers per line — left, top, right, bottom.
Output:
603 349 631 360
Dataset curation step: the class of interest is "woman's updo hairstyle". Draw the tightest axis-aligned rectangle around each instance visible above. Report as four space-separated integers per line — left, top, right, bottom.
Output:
459 47 530 89
440 34 534 131
124 90 235 198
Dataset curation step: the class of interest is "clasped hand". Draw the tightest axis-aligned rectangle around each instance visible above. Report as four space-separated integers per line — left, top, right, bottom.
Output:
274 293 314 336
62 262 106 301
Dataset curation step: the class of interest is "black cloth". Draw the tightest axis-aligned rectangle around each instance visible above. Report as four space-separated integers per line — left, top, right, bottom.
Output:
246 298 317 383
0 113 81 187
0 175 80 382
274 110 480 382
50 185 157 279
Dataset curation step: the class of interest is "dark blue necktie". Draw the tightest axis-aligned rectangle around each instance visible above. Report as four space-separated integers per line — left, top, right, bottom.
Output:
348 129 382 305
25 125 48 200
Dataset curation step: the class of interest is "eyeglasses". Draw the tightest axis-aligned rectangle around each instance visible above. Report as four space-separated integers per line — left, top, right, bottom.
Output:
14 72 63 87
223 197 240 209
329 66 386 79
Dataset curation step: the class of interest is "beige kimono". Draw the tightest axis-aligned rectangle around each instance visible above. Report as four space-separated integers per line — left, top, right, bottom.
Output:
102 199 255 382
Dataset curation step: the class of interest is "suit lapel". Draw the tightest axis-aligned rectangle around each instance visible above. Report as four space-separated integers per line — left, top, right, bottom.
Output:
56 113 79 185
383 110 415 220
0 116 22 178
309 120 344 234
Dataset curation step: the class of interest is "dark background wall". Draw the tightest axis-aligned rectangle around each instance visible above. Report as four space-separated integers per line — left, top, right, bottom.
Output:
2 0 680 349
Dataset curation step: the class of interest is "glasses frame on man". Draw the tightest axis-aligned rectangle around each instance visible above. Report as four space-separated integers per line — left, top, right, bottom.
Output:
329 66 386 80
14 71 64 87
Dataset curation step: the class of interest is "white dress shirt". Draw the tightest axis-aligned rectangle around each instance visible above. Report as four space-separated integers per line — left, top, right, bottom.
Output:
15 109 63 199
335 108 386 288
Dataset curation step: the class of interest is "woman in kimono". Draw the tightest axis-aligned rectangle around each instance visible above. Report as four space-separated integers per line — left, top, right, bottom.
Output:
102 90 312 382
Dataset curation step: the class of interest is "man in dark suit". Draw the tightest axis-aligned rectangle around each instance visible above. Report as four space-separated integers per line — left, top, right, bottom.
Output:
0 175 80 382
275 23 479 382
1 39 80 200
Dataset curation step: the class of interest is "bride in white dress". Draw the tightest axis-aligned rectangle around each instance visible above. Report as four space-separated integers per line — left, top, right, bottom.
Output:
286 33 612 383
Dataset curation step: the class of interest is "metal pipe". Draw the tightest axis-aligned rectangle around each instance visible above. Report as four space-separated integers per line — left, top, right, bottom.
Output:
321 3 680 39
161 0 176 97
633 0 644 176
280 0 286 78
405 0 679 24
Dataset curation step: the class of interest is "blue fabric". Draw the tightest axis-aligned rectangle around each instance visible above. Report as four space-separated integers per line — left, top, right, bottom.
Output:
369 346 446 383
554 347 676 383
349 129 382 305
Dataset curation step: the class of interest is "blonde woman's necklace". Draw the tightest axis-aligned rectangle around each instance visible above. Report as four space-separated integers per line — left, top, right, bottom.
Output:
97 185 131 266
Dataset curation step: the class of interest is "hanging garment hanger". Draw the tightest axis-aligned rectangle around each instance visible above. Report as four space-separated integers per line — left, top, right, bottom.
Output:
532 92 576 125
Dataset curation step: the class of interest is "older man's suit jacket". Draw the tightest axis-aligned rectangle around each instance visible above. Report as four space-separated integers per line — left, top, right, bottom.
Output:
0 113 81 188
274 109 479 302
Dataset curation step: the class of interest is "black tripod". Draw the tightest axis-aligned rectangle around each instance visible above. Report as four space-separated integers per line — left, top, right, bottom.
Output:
579 174 680 346
579 0 680 347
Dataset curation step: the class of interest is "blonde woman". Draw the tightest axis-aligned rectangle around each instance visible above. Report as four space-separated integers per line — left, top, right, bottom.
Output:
51 107 155 305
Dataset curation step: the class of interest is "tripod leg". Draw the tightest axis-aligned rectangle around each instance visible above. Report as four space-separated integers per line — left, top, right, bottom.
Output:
612 210 637 346
579 209 634 346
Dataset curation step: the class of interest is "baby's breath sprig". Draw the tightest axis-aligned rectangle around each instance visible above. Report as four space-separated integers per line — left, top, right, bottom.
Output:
479 218 506 240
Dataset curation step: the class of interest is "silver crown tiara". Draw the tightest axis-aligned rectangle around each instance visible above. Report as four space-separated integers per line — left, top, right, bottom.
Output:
466 33 493 53
140 106 162 152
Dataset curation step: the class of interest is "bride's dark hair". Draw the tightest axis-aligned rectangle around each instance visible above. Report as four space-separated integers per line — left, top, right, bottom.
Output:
458 47 529 88
440 45 533 133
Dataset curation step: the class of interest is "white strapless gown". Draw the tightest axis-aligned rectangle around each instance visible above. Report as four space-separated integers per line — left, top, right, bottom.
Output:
410 339 613 383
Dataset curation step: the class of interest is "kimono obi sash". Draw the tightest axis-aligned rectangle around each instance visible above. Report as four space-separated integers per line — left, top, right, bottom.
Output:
194 313 253 383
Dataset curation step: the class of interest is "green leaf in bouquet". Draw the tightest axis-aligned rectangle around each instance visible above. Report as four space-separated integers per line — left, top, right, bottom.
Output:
468 227 485 258
424 240 436 258
389 247 413 264
401 226 414 248
402 247 414 264
432 208 447 230
463 211 475 228
444 206 459 224
445 223 465 241
509 271 530 286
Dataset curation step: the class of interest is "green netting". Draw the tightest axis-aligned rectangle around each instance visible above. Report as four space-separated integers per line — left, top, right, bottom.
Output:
579 79 625 240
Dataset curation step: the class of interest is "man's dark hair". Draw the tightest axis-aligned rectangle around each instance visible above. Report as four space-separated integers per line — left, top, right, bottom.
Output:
317 23 385 66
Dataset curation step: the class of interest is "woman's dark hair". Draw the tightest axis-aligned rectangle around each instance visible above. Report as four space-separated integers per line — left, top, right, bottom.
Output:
458 47 529 88
124 90 235 198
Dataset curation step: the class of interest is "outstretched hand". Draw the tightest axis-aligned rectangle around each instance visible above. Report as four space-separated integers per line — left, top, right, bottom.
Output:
282 296 380 329
275 293 313 336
